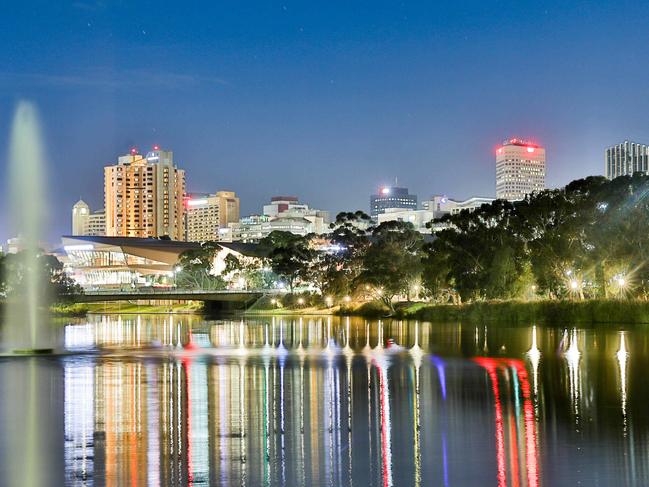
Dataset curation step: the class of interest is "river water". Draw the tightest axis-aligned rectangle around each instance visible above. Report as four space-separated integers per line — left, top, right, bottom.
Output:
0 314 644 486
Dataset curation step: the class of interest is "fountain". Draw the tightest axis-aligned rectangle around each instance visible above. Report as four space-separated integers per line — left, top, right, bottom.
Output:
0 101 65 486
2 101 56 353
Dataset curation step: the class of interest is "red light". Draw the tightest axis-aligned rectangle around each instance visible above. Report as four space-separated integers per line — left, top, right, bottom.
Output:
497 148 503 154
527 147 535 153
130 147 137 154
153 145 160 151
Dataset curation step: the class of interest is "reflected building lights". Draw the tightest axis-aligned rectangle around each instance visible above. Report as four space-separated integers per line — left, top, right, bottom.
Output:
565 329 582 423
617 331 629 427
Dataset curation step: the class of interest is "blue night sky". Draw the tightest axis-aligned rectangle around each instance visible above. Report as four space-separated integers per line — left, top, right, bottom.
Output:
1 0 649 243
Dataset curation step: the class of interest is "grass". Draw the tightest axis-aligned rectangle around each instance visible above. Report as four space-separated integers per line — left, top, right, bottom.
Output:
396 298 649 325
50 300 205 316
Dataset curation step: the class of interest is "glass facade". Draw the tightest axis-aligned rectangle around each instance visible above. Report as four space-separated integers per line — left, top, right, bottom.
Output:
370 187 417 219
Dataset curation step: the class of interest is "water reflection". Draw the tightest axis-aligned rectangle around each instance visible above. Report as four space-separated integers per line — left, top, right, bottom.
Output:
2 315 649 486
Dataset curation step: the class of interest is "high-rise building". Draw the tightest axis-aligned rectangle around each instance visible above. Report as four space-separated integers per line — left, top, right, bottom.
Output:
185 191 240 242
496 138 546 200
72 200 106 236
605 140 649 180
104 146 185 240
370 186 417 219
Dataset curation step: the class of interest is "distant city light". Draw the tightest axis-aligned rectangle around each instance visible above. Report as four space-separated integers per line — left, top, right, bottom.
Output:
570 280 579 290
152 145 160 150
527 147 535 153
381 187 390 195
297 298 305 305
344 296 351 302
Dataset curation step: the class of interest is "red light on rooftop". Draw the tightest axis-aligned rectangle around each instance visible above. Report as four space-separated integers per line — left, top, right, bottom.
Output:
130 147 137 154
153 145 160 151
497 147 503 154
527 147 535 153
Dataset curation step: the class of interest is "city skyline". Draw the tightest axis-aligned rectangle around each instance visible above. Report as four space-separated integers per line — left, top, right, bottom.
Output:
3 1 649 242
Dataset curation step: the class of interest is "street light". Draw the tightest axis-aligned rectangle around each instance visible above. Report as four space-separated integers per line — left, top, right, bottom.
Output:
344 296 351 303
325 296 333 307
298 297 305 306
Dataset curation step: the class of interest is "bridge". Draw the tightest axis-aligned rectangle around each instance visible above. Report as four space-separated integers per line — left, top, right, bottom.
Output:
73 288 282 304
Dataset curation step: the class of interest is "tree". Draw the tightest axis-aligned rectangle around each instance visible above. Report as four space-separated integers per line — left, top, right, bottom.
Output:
357 221 423 311
259 231 315 292
312 211 373 297
176 242 226 290
0 251 82 301
223 253 276 289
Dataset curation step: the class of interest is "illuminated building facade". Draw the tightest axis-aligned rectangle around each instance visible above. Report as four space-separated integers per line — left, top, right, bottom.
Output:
370 186 417 219
72 200 106 236
422 195 495 215
185 191 240 242
62 235 200 288
496 139 546 200
219 196 330 242
104 147 186 240
605 140 649 179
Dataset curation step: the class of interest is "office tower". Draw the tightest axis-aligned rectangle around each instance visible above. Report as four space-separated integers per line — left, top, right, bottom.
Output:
605 140 649 179
370 186 417 219
104 146 185 240
496 138 546 200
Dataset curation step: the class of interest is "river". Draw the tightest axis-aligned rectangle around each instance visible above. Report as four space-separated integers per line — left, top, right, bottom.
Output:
0 314 644 486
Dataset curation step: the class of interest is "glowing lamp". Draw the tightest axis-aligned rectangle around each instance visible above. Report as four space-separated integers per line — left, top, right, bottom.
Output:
130 147 137 154
527 147 535 153
381 187 390 195
497 148 503 154
153 145 160 151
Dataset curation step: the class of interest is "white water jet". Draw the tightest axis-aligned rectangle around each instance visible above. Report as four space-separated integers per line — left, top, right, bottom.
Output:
2 101 56 352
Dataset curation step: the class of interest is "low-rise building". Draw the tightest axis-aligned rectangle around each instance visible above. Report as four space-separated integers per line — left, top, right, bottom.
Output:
377 195 495 233
422 195 494 215
219 196 330 242
61 235 262 290
72 200 106 236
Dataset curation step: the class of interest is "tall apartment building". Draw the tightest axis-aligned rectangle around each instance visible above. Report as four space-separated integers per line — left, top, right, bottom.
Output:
370 186 417 219
496 138 546 200
104 147 185 240
185 191 240 242
72 200 106 236
605 141 649 180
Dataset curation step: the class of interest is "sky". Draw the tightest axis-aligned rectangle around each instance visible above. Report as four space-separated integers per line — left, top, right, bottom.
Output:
1 0 649 243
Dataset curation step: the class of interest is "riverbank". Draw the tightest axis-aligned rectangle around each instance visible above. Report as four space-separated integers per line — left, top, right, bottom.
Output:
51 301 205 316
245 298 649 325
396 299 649 325
49 297 649 325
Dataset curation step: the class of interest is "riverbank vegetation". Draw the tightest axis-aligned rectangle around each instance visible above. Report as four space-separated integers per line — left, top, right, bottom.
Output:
241 174 649 319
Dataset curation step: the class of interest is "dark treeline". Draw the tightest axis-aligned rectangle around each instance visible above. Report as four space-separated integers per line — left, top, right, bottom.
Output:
221 174 649 310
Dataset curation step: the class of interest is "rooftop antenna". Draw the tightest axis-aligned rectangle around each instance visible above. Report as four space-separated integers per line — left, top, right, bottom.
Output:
395 176 398 186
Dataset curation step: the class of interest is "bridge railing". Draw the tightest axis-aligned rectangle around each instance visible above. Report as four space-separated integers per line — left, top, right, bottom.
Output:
80 288 282 296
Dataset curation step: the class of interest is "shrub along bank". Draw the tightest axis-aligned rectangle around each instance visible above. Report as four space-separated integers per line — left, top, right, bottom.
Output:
395 299 649 325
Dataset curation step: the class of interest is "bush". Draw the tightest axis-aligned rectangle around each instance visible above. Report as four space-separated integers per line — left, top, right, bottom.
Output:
399 299 649 325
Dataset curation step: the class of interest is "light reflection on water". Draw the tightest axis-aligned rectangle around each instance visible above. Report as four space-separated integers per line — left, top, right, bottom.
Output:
1 314 648 486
